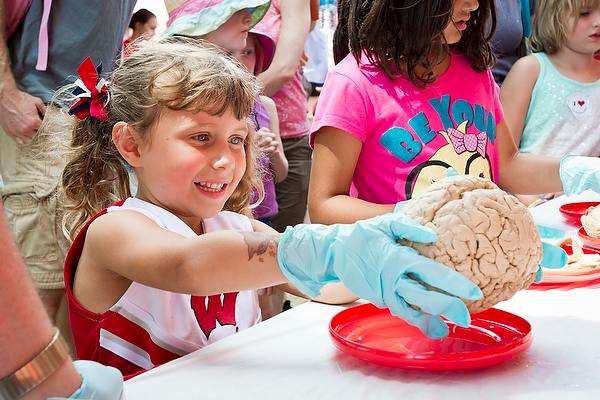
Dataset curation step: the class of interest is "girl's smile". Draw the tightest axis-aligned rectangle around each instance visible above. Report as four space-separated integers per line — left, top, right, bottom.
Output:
195 181 228 198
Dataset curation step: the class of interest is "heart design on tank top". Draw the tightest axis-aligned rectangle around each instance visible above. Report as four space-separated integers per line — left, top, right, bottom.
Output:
567 93 592 120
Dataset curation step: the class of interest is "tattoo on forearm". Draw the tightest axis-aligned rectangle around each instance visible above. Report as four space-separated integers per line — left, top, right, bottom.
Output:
242 232 279 261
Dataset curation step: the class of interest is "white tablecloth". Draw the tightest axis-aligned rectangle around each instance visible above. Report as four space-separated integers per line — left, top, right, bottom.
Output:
122 192 600 400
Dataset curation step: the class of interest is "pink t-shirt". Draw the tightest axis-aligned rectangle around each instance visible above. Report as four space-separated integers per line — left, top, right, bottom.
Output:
254 0 310 139
311 50 503 203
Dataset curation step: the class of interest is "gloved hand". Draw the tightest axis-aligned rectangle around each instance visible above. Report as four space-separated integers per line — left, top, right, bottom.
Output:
537 225 565 240
559 154 600 195
48 360 123 400
277 213 483 339
393 201 408 213
446 166 459 177
535 242 568 283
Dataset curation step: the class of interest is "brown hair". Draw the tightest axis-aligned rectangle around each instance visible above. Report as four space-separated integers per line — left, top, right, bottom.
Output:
128 8 156 29
333 0 497 87
61 37 263 240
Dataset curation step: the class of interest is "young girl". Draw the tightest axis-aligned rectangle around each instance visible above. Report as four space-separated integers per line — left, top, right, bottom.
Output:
161 0 270 51
500 0 600 206
162 2 287 227
308 0 600 226
234 31 288 226
163 0 290 318
60 38 481 377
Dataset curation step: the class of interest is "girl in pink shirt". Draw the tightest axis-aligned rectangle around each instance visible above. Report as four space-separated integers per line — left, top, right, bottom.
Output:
308 0 600 226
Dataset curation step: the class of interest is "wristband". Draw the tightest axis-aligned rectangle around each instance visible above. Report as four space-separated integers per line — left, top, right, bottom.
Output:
0 327 69 400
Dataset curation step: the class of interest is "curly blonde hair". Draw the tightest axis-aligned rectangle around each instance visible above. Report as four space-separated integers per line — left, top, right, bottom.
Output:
61 37 263 240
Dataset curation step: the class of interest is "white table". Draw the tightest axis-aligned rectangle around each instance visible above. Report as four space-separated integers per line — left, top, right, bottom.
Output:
122 192 600 400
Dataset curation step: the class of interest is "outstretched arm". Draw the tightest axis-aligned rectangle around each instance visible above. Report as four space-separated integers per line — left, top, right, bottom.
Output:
78 206 481 339
76 211 290 313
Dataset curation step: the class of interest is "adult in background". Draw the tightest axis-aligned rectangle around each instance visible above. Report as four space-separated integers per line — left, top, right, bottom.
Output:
491 0 536 85
254 0 313 233
123 8 158 58
0 0 137 347
0 199 123 399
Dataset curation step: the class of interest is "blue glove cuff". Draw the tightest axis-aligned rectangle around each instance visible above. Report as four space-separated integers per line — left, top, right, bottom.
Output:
64 360 123 400
277 226 326 298
559 154 578 196
558 154 600 196
393 201 408 213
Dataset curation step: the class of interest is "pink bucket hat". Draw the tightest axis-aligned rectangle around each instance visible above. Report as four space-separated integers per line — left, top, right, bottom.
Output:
162 0 271 39
249 29 275 74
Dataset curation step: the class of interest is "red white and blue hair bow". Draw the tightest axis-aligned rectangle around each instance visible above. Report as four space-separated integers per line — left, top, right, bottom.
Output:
68 56 110 121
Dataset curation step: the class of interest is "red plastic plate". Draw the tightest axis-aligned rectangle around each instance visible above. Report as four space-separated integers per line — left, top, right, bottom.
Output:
559 201 600 225
329 303 532 371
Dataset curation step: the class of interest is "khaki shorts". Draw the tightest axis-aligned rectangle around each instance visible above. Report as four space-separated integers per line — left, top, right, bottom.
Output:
0 106 72 289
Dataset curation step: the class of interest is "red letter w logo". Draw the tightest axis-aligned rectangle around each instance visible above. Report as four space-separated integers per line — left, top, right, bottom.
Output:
191 293 239 339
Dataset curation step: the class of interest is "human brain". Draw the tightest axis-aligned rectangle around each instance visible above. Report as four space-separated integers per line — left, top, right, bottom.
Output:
398 175 542 313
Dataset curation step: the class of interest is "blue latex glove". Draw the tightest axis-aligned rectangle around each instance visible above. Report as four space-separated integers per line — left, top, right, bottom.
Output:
393 201 408 213
535 242 568 283
446 167 459 177
537 225 565 240
277 213 483 339
559 154 600 195
48 360 123 400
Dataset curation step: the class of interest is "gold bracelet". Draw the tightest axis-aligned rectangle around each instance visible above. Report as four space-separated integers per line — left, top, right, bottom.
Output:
0 327 69 400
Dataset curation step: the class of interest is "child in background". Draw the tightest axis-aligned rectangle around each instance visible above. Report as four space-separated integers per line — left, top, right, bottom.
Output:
500 0 600 206
161 0 269 50
236 30 290 319
308 0 600 227
60 38 481 377
236 31 288 227
254 0 314 234
491 0 535 86
123 8 158 58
